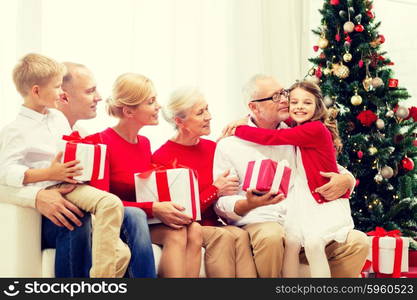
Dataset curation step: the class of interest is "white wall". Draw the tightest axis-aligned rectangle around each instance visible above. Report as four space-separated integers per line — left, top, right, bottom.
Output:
0 0 415 152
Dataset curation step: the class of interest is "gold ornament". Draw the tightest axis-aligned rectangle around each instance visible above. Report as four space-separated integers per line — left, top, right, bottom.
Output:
350 93 362 106
318 37 329 49
374 173 383 183
308 76 320 84
386 110 394 118
334 63 350 79
371 77 384 88
362 76 372 92
368 146 378 156
343 21 355 33
323 68 332 76
343 53 352 62
375 119 385 129
381 166 394 179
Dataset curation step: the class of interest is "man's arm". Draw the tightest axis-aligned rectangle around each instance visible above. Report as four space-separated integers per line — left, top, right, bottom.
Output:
315 165 356 201
213 140 245 223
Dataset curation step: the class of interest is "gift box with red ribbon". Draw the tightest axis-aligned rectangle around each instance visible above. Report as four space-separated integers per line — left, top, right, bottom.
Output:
366 227 409 278
242 158 291 197
58 131 106 182
134 167 201 224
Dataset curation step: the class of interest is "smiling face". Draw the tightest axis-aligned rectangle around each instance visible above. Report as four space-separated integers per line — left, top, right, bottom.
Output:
289 87 317 124
62 67 102 121
251 77 290 124
37 75 64 108
130 93 161 126
176 98 211 137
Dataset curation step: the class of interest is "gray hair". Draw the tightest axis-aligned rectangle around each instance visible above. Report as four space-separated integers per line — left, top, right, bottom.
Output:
242 74 275 104
162 86 205 128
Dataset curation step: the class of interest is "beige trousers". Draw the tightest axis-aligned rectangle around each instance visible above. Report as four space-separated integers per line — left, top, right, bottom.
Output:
50 184 131 278
202 225 257 278
243 222 369 278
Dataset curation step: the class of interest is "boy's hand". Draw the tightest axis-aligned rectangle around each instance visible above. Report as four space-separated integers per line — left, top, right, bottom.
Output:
48 152 83 184
35 185 84 231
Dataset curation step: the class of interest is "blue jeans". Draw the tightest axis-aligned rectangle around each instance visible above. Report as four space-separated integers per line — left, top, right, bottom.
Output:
41 207 156 278
121 207 156 278
41 213 92 277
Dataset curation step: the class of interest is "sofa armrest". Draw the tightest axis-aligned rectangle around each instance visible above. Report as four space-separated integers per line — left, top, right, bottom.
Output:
0 203 43 277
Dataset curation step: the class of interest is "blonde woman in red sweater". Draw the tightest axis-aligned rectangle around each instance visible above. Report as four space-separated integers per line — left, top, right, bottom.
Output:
233 81 355 277
92 74 202 278
153 87 257 277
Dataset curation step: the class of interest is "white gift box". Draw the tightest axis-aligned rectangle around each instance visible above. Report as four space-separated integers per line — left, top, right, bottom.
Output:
134 168 201 224
367 236 409 274
58 140 106 182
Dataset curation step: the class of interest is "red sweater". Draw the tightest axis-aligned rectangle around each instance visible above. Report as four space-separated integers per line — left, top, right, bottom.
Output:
89 128 154 216
152 139 220 226
235 121 350 203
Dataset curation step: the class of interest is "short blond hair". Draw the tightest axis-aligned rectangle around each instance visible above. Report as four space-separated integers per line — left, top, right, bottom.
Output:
12 53 66 97
106 73 155 118
162 86 204 128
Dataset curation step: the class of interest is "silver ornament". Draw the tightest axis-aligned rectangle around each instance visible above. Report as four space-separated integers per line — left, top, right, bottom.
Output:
323 96 333 107
395 106 410 119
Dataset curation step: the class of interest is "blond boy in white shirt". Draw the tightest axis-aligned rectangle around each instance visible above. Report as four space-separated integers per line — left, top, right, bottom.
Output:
0 53 129 278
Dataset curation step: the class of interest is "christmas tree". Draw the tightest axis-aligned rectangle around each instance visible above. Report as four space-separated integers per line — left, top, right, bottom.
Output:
307 0 417 246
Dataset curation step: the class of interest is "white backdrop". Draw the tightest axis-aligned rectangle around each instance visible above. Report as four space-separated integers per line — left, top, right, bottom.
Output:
0 0 415 151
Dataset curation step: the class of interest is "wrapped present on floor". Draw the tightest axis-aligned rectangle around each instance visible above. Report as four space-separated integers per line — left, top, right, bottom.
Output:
135 167 201 224
58 131 106 182
242 158 291 197
366 227 409 278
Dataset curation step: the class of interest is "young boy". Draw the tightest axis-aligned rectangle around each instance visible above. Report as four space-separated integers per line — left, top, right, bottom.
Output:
0 53 130 278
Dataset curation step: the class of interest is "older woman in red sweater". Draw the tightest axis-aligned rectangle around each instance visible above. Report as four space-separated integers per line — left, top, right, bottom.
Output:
93 74 202 278
152 87 257 277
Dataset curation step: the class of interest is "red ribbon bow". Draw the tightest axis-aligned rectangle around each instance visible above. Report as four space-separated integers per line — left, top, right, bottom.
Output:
62 131 101 145
62 131 102 181
367 227 403 278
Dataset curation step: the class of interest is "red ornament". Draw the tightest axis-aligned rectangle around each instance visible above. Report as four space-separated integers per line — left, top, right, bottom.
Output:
388 79 399 88
330 0 340 5
357 110 378 127
358 60 364 68
401 157 414 171
413 139 417 147
355 179 360 187
345 35 352 43
313 45 319 52
335 34 341 42
355 24 365 32
407 106 417 122
316 67 322 78
366 10 375 19
357 150 364 159
319 53 326 59
378 34 385 44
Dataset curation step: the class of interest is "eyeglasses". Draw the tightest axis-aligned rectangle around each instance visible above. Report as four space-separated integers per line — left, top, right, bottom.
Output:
251 89 289 103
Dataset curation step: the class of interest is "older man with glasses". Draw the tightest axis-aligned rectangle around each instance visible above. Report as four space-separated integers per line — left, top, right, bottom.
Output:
213 74 369 278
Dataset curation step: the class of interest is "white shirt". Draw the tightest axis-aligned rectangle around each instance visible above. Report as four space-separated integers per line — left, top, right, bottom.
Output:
0 106 71 206
213 120 354 227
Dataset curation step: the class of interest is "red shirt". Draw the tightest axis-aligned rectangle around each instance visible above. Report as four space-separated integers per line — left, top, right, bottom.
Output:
235 121 350 203
89 128 154 216
152 139 220 226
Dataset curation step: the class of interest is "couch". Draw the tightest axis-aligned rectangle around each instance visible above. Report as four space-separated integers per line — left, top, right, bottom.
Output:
0 202 206 277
